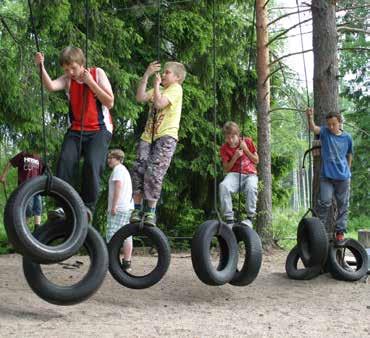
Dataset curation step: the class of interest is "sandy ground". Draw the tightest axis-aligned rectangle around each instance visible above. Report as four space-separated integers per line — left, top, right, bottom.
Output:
0 250 369 338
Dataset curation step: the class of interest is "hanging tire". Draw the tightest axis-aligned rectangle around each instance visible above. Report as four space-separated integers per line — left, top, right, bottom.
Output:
297 217 328 267
22 220 108 306
285 245 321 280
327 239 368 282
229 224 262 286
108 223 171 289
4 176 88 264
191 220 238 286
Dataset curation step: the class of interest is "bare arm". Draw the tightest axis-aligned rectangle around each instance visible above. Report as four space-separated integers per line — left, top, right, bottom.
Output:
0 162 12 183
136 61 161 103
35 52 67 92
223 149 243 173
111 180 123 215
347 153 353 169
306 108 321 135
240 139 259 164
84 68 114 109
153 73 170 110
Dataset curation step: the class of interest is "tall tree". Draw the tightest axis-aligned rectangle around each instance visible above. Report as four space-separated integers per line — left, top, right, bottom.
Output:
256 0 273 248
311 0 339 232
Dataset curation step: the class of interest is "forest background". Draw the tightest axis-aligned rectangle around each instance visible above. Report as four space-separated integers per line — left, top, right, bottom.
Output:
0 0 368 252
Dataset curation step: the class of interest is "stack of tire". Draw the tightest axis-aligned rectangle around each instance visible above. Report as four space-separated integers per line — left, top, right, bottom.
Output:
4 176 109 305
286 217 368 282
191 220 263 286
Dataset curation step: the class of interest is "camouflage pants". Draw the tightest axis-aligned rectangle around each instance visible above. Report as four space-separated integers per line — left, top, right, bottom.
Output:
132 136 177 202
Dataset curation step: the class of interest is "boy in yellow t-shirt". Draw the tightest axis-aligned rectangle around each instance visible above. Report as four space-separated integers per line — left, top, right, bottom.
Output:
131 61 186 226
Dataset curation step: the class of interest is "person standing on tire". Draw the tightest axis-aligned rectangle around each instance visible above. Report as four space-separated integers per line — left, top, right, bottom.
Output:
34 46 114 216
219 121 259 227
0 150 44 230
130 61 186 226
106 149 133 271
306 108 353 243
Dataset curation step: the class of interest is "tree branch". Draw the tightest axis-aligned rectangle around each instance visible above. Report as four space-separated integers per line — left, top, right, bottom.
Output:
337 26 370 35
339 47 370 52
267 17 312 47
269 107 304 113
269 49 313 67
268 8 311 27
0 17 20 44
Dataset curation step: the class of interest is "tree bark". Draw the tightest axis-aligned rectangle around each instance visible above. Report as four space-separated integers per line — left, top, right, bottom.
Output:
256 0 273 249
312 0 339 233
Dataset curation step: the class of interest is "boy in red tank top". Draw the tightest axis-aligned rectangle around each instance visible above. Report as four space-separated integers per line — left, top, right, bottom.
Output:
35 46 114 216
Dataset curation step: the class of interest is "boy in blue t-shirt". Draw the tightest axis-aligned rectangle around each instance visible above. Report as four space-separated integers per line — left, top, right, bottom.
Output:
306 108 353 243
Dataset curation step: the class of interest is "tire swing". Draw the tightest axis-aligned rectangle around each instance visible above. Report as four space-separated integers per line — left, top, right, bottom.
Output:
327 239 368 282
108 2 170 290
190 0 238 286
3 0 89 264
108 222 171 289
4 176 88 264
228 223 262 286
23 219 108 305
285 245 321 280
297 215 328 267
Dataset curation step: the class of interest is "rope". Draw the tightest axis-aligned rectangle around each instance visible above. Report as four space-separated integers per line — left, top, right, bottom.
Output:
211 0 222 224
237 0 256 223
77 0 90 179
296 0 312 209
27 0 53 190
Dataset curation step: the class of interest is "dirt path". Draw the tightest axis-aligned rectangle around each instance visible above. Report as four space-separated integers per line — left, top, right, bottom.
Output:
0 251 369 337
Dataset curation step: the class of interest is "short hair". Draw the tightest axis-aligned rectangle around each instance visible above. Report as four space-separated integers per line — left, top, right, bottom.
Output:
59 46 86 66
108 149 125 163
325 111 342 123
223 121 240 136
164 62 186 84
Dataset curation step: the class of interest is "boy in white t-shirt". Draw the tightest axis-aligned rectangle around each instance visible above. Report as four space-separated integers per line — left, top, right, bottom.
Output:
107 149 134 270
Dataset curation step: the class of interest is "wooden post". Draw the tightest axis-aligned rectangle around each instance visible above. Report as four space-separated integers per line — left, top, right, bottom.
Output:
358 230 370 248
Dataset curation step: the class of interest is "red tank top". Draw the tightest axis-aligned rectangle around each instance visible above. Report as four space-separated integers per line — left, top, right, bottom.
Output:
68 68 113 132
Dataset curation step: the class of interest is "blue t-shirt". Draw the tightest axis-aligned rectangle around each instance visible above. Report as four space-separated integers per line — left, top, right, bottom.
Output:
320 127 353 180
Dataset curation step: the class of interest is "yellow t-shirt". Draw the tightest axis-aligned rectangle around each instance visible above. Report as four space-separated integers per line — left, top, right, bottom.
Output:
141 83 183 143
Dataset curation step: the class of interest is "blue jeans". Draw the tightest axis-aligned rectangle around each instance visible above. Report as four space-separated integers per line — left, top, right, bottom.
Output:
317 177 350 233
26 194 42 218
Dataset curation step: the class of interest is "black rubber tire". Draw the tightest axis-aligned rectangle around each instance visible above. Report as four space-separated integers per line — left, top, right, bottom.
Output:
4 176 88 264
285 245 321 280
297 217 328 267
327 239 368 282
191 220 238 286
229 224 262 286
22 220 108 306
108 223 171 289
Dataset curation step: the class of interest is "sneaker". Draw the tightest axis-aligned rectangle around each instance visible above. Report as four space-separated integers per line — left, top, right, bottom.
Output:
335 231 345 244
241 218 253 228
121 259 132 272
226 219 235 225
144 211 156 226
47 207 65 221
130 209 142 223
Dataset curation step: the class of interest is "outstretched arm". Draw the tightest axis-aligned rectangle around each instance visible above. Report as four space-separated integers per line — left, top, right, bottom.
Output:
306 108 321 135
35 52 67 92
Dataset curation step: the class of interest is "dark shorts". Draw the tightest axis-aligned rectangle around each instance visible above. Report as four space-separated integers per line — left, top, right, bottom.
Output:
26 194 42 217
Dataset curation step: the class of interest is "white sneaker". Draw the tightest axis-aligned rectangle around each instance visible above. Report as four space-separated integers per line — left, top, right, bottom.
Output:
241 219 253 228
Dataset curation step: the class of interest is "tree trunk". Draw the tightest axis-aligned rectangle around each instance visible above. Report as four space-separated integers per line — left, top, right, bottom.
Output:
256 0 273 249
312 0 339 234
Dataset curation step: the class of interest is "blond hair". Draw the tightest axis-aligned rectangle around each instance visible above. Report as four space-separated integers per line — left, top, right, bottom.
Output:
108 149 125 163
164 61 186 84
223 121 240 136
59 46 86 66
